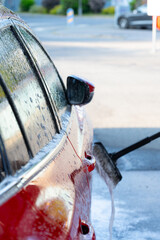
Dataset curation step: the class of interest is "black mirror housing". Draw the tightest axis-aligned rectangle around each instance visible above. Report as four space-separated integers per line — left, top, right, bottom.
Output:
67 75 94 106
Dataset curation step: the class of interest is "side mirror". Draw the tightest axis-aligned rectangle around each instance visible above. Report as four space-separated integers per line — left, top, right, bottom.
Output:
67 75 95 106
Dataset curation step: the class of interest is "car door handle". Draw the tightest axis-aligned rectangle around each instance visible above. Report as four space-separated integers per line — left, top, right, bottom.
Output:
83 153 96 173
79 219 96 239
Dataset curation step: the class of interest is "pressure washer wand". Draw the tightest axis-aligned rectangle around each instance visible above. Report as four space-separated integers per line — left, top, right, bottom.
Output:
109 131 160 163
93 131 160 187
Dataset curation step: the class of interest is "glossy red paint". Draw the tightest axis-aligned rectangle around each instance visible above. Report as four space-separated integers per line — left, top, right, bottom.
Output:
85 153 96 172
0 130 95 239
86 81 95 93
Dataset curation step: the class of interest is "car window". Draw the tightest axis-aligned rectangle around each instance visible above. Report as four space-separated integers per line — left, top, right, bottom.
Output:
18 27 67 118
0 27 57 156
0 135 6 181
137 5 147 13
0 133 6 181
0 85 29 176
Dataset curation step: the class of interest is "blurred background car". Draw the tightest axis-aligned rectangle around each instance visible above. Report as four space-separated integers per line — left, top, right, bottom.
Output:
117 4 152 29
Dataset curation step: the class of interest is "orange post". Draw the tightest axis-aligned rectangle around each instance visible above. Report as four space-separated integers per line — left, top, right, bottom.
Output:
156 16 160 30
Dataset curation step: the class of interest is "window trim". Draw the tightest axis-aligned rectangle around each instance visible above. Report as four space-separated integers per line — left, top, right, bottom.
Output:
0 21 70 197
0 74 33 159
11 21 64 132
0 134 12 176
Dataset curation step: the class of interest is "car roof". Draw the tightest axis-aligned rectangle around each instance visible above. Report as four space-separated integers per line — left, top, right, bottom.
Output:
0 4 33 35
0 3 23 22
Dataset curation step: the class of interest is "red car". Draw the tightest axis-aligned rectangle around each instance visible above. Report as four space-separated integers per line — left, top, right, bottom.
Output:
0 5 95 240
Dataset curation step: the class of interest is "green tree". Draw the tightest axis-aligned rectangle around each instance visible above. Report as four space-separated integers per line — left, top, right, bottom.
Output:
60 0 90 14
129 0 146 10
42 0 60 12
20 0 35 12
129 0 136 10
89 0 105 13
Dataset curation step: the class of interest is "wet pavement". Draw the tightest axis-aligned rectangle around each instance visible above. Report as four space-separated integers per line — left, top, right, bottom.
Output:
20 14 160 239
92 170 160 240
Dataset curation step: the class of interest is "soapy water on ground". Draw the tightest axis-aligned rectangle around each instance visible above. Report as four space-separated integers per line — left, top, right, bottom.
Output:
91 171 160 240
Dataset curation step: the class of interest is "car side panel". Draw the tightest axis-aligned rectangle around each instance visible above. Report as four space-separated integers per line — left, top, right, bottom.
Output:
129 13 152 26
0 107 93 240
66 107 93 231
118 12 152 28
0 139 86 239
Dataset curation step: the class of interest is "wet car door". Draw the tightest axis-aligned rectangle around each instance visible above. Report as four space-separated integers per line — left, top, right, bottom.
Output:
0 19 94 239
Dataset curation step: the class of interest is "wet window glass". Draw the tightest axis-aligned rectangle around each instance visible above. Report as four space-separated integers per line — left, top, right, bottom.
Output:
0 133 6 181
0 27 57 156
0 150 5 182
0 85 29 176
19 27 67 117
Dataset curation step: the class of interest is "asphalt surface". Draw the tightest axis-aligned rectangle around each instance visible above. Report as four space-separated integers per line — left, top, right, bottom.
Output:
20 14 160 239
